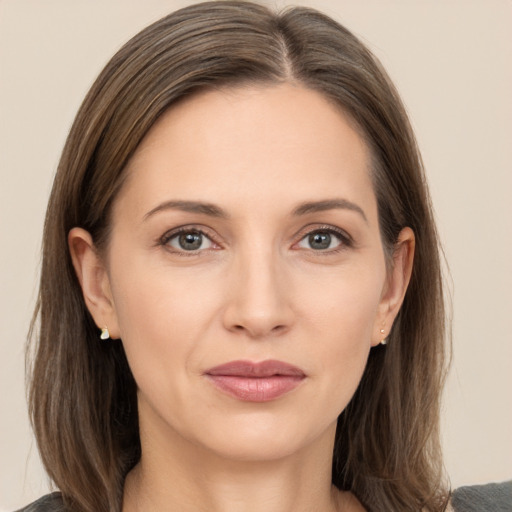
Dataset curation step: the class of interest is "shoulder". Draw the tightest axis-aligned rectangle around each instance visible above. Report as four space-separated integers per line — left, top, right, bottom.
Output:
14 493 68 512
451 481 512 512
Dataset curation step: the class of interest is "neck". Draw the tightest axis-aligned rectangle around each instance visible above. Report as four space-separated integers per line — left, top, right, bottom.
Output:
122 408 354 512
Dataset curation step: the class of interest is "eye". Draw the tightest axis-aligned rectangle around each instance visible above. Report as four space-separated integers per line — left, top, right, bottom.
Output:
296 228 349 251
164 229 214 252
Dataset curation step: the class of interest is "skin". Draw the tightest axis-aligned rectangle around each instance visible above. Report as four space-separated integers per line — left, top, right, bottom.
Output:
69 83 414 512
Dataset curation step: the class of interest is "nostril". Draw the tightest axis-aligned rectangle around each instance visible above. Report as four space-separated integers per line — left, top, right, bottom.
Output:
230 322 288 337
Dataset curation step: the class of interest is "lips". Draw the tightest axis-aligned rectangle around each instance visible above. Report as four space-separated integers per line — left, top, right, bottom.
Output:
204 360 306 402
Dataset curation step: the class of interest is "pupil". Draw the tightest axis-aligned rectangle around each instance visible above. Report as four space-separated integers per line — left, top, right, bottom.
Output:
179 232 202 250
309 232 331 250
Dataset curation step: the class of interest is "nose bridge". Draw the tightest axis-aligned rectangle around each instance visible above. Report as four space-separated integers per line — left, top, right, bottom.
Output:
224 237 293 338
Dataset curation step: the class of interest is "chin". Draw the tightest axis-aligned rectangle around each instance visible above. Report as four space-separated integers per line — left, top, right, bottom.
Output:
187 410 337 463
203 434 308 463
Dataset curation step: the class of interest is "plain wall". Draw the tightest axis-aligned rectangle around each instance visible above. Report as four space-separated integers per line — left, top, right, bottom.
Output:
1 0 511 509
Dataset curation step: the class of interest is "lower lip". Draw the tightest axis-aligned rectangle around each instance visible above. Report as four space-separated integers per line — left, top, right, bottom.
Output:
206 375 304 402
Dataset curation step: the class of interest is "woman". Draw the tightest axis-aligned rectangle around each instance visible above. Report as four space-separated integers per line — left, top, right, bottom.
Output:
22 1 454 511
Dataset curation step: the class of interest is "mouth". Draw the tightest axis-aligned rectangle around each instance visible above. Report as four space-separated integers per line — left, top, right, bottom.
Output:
204 360 306 402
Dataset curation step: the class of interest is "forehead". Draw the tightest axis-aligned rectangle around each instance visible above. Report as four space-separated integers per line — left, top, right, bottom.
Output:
117 83 376 222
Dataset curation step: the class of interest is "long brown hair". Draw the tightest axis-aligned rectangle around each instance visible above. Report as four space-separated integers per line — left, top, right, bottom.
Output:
28 2 449 511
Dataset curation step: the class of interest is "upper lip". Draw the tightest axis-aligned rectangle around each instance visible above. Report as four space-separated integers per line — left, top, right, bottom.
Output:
205 360 306 378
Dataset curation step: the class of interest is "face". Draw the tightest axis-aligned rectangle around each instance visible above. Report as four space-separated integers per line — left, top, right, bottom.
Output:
71 84 412 463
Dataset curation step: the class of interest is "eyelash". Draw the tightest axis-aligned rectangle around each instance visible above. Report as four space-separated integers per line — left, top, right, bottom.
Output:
159 226 218 257
295 225 353 254
158 224 353 256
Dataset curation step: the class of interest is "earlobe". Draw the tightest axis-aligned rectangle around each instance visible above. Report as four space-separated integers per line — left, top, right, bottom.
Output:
372 227 415 346
68 227 120 339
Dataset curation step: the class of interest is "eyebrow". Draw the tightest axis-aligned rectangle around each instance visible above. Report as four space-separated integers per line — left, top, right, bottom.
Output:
144 200 230 221
292 199 368 222
143 198 367 222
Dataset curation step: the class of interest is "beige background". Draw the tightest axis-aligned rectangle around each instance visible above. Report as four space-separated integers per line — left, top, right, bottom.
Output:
1 0 511 509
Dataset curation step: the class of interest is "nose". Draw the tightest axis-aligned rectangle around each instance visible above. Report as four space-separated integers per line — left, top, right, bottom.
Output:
222 248 294 339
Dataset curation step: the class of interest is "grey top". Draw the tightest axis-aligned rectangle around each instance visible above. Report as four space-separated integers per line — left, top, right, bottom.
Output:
451 481 512 511
15 493 65 512
16 481 512 511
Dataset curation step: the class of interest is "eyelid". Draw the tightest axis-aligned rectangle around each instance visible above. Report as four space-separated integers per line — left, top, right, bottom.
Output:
159 224 222 254
292 224 354 251
157 223 353 255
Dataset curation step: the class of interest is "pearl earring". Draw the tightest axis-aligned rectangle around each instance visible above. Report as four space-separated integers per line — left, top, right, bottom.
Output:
100 327 110 340
379 328 387 345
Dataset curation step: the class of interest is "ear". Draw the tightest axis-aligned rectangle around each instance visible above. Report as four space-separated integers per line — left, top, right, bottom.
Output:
371 227 415 346
68 227 120 339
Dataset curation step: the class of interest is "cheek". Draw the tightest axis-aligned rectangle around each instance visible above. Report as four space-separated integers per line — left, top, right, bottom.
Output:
107 255 219 390
300 261 384 343
297 262 385 395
